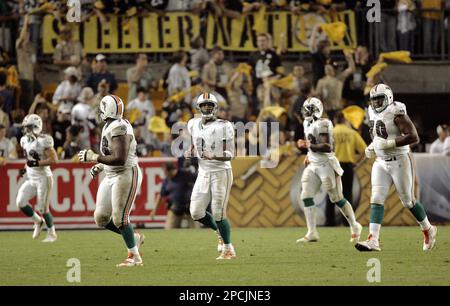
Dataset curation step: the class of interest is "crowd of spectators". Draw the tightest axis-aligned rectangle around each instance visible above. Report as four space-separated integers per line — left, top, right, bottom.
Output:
0 0 449 165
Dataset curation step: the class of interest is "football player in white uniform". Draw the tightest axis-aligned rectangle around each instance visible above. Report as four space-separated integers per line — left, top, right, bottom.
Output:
355 84 437 252
185 92 236 260
16 114 58 242
78 95 145 267
296 97 362 244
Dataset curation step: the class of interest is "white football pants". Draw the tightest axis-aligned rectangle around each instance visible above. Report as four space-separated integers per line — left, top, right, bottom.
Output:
16 176 53 214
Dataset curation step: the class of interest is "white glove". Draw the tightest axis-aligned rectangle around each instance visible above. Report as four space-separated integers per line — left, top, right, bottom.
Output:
365 143 376 159
90 164 104 179
78 149 99 162
374 137 396 150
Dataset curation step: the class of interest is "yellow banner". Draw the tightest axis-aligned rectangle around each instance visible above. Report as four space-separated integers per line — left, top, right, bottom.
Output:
205 10 357 52
43 12 200 54
43 11 356 54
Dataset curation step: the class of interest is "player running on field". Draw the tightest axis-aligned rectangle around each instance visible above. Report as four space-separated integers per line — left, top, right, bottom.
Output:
355 84 437 252
296 97 362 244
78 94 145 267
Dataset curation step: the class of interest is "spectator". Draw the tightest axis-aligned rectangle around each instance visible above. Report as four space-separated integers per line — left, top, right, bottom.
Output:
126 87 155 144
189 36 210 75
126 53 154 103
93 78 110 111
342 46 372 108
86 54 118 94
314 51 355 121
285 64 309 108
0 71 14 114
217 0 262 18
0 123 18 165
429 124 450 154
217 104 232 121
166 0 195 11
290 79 313 141
397 0 416 52
72 87 97 149
324 111 366 226
227 67 252 122
421 0 444 56
150 162 199 229
53 25 84 70
148 116 172 157
52 66 82 105
19 0 43 50
309 24 332 87
0 96 10 130
16 14 38 111
166 50 191 104
250 33 284 114
7 109 25 146
134 127 151 157
52 103 72 151
29 94 53 134
62 125 82 159
202 46 233 100
376 0 397 52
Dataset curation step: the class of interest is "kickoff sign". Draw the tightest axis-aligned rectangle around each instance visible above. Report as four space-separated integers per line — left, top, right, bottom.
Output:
0 158 175 230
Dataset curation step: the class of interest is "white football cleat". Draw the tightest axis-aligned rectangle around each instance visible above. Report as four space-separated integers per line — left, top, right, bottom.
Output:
355 235 381 252
217 236 224 253
42 231 57 243
350 223 363 243
117 252 143 267
134 232 145 252
296 231 320 244
422 225 437 251
32 219 45 240
216 245 236 260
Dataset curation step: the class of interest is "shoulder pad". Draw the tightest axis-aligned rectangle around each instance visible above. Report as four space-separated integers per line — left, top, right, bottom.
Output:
39 134 54 148
391 102 407 116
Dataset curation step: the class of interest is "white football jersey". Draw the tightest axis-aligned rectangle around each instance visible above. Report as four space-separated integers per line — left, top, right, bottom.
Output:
303 118 335 163
187 117 234 173
0 137 16 158
100 119 138 176
20 134 54 179
368 102 410 157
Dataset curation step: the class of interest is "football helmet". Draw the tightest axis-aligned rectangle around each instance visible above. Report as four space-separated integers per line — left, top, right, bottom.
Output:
196 92 218 120
369 84 393 113
98 95 124 121
302 97 323 120
22 114 43 135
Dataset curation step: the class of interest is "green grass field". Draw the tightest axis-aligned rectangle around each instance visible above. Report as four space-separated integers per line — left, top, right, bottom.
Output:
1 227 449 286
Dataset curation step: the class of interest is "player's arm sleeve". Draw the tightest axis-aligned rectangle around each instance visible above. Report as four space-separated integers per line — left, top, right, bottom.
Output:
223 122 235 158
42 135 54 149
110 123 128 137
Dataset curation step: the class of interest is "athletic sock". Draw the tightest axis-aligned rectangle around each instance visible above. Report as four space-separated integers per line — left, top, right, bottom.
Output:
216 219 231 244
369 223 381 241
120 224 136 249
43 213 54 228
128 246 139 256
336 199 358 228
303 198 317 234
409 202 431 230
20 205 42 224
105 220 121 234
197 212 218 231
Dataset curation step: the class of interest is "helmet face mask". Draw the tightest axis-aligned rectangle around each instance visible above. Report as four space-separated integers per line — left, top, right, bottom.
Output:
196 93 218 120
302 97 323 120
370 84 393 113
22 114 43 135
370 95 387 113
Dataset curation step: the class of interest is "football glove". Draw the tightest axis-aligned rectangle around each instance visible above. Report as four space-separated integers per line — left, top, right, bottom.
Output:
26 160 39 167
374 137 396 150
90 164 104 179
365 143 376 159
78 149 99 162
19 168 27 177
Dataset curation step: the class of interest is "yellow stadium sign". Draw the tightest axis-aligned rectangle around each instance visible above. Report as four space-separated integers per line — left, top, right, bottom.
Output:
43 12 200 54
43 11 356 54
205 10 357 52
